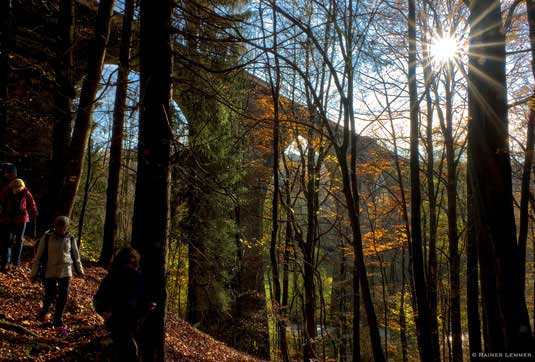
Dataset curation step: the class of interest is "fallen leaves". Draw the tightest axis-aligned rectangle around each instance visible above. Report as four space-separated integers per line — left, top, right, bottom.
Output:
0 262 266 362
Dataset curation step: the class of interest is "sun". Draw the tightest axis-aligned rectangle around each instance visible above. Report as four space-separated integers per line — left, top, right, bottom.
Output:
430 35 459 64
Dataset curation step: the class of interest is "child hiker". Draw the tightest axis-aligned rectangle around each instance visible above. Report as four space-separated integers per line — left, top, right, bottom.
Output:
31 216 84 336
93 247 155 362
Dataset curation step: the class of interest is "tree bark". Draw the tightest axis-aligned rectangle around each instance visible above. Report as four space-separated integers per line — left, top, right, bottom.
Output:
290 127 320 362
422 26 440 359
518 0 535 296
100 0 135 266
518 110 535 296
303 129 319 362
266 7 288 359
400 241 409 362
466 170 482 360
131 0 174 360
466 0 534 352
78 134 92 244
408 0 437 360
60 0 115 217
46 0 75 226
280 179 292 362
0 0 12 159
333 137 385 362
303 242 316 362
436 63 462 362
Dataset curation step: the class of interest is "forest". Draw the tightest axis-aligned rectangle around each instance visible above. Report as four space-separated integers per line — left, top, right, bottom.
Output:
1 0 535 361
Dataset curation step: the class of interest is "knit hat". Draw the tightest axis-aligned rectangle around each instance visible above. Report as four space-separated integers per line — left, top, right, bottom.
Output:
9 178 26 193
54 216 70 228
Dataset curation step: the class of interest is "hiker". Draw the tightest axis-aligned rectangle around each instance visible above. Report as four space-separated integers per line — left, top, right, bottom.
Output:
31 216 84 336
0 163 18 271
7 178 37 267
93 247 155 362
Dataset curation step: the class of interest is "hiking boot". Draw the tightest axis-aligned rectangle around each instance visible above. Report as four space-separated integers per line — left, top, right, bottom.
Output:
39 313 52 323
38 309 51 322
55 326 68 336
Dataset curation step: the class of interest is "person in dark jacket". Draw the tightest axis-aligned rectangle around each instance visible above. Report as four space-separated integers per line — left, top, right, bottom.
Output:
7 178 37 266
31 216 84 336
0 164 18 271
93 247 155 362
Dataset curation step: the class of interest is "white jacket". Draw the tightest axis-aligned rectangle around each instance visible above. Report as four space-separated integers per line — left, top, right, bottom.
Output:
31 231 84 278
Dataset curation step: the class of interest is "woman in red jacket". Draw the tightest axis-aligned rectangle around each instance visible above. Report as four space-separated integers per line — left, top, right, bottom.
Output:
7 178 37 267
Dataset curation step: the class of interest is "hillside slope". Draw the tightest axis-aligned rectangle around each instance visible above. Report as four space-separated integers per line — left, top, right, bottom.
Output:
0 262 265 362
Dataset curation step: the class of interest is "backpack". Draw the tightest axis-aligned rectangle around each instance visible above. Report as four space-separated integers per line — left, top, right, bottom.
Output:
0 163 17 178
93 274 112 316
36 232 50 279
11 188 28 216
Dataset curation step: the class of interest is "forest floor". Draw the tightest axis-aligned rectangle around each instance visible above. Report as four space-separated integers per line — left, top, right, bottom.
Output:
0 261 265 362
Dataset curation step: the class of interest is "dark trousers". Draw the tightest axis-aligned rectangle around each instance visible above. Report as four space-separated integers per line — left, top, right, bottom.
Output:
0 223 10 268
111 324 139 362
10 222 26 266
41 277 71 327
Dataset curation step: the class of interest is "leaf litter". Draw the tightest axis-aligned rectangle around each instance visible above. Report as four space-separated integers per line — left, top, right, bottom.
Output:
0 262 265 362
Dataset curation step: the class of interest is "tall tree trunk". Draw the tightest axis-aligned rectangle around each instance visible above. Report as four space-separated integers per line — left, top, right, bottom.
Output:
466 170 482 360
131 0 174 360
466 0 534 352
422 36 440 362
335 139 385 362
436 63 462 362
344 25 367 362
352 264 360 362
400 241 409 362
267 7 288 359
304 130 319 362
280 179 292 362
60 0 116 217
269 114 284 361
78 134 92 244
344 14 384 360
100 0 135 266
332 101 385 362
185 194 207 324
408 0 437 360
533 234 535 339
518 0 535 296
331 234 349 362
518 107 535 297
303 242 316 362
349 122 362 362
47 0 75 226
383 67 411 362
0 0 12 159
